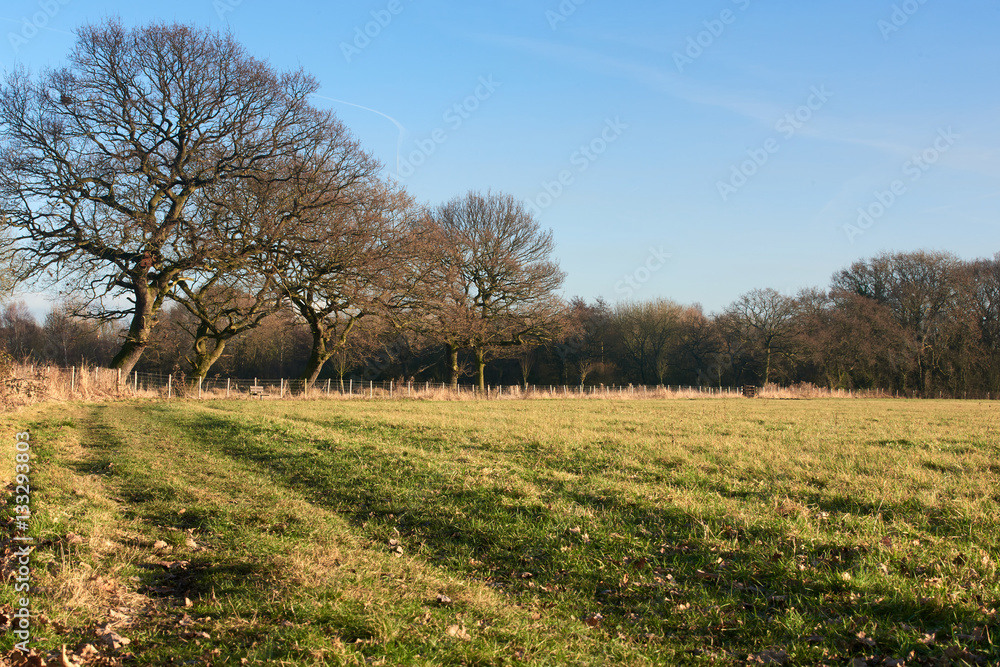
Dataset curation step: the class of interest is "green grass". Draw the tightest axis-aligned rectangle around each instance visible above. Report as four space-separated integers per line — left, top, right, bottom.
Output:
2 398 998 665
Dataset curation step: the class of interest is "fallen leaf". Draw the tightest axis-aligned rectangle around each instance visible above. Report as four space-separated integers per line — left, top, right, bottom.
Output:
446 624 471 641
856 631 876 647
436 594 453 605
584 613 603 628
98 630 131 650
152 540 169 551
748 649 788 664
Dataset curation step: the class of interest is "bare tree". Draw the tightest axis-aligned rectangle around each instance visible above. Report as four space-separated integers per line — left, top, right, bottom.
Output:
429 191 566 391
724 288 799 385
0 301 42 360
174 271 284 379
833 251 959 392
959 253 1000 391
279 180 427 386
0 21 340 374
609 299 683 385
167 144 379 380
515 345 538 389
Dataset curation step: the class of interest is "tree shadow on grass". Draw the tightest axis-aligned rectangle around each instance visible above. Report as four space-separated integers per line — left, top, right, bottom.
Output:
151 410 1000 664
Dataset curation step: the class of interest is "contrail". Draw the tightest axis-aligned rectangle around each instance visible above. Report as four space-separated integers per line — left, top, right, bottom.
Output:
311 93 408 177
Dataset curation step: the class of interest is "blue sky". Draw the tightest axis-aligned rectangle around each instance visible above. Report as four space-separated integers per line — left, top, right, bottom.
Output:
3 0 998 314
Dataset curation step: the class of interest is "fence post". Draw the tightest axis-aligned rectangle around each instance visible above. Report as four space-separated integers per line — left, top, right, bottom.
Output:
390 380 393 398
198 377 203 400
349 379 353 396
227 378 231 398
71 366 75 394
134 371 138 395
168 374 172 399
327 378 331 396
280 378 285 399
369 381 373 398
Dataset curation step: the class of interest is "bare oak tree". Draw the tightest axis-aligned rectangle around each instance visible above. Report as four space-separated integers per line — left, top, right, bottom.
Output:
724 288 799 385
0 21 339 374
428 191 566 390
279 180 427 385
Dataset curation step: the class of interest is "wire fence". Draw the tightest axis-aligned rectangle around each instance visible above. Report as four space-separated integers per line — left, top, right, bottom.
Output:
11 363 997 402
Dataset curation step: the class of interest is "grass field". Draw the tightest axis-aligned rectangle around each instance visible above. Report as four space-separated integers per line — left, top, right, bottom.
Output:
1 398 998 665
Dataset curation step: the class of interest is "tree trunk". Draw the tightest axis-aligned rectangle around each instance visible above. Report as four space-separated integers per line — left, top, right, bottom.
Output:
764 342 772 385
302 323 332 386
448 343 460 391
190 332 229 379
475 346 486 392
110 281 157 375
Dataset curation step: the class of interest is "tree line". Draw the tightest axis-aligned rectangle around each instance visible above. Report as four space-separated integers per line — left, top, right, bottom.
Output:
2 249 998 397
0 22 997 396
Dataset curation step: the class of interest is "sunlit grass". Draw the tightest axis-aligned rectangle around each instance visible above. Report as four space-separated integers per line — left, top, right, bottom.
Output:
2 398 998 665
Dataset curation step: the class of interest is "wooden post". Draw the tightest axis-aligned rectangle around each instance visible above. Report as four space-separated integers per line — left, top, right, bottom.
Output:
71 366 75 394
117 368 121 392
369 381 373 398
280 378 285 399
134 371 138 395
326 378 331 396
198 377 203 400
350 379 353 396
227 378 231 398
390 380 393 398
168 374 172 399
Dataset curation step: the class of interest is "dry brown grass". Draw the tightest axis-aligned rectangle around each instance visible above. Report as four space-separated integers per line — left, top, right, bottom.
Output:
0 360 894 411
